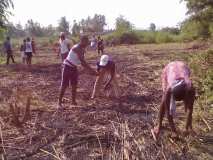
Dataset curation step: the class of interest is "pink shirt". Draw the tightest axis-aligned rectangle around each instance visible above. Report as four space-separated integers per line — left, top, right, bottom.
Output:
161 61 192 92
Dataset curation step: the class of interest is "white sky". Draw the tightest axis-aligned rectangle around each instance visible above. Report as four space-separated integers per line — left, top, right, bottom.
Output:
9 0 188 29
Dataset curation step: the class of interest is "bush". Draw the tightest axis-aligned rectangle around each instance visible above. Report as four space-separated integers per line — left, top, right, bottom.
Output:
155 32 174 43
189 49 213 105
119 31 140 44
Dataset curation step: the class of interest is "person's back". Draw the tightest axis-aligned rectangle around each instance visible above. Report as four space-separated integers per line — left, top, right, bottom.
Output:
152 61 195 140
162 61 191 93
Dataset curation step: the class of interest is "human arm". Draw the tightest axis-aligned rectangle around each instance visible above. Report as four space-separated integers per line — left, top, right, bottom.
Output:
74 47 97 75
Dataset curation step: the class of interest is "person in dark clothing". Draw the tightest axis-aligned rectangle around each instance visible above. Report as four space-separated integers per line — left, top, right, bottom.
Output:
3 37 15 65
97 36 104 55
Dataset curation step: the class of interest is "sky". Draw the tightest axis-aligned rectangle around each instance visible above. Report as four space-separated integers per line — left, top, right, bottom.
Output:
9 0 188 29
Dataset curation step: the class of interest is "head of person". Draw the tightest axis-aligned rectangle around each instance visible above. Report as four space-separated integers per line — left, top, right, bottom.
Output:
23 39 26 43
171 79 187 101
80 35 89 48
98 36 101 40
60 32 65 40
99 55 109 67
26 37 30 42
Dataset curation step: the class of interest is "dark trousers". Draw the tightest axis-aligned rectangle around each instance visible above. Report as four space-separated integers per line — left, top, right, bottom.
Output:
98 48 104 54
6 54 15 65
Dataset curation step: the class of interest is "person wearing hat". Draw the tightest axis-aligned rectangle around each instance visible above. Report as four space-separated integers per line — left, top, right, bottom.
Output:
151 61 195 141
91 55 120 99
58 35 97 108
58 32 71 62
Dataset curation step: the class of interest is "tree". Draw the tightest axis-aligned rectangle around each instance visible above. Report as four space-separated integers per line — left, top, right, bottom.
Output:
181 0 213 21
58 16 70 35
115 15 133 33
79 14 106 33
72 20 80 36
0 0 14 28
181 0 213 38
92 14 106 32
149 23 156 32
161 27 180 35
25 19 43 37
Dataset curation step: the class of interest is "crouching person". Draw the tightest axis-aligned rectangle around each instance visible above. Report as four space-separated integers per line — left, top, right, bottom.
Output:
152 61 195 140
91 55 120 99
58 35 97 108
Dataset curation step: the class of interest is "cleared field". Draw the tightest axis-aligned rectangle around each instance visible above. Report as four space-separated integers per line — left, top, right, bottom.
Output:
0 42 212 159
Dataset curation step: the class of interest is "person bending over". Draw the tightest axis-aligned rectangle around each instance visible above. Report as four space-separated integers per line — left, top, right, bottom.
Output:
91 55 120 99
152 61 195 140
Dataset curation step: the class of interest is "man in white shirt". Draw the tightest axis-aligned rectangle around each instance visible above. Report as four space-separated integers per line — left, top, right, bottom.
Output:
58 35 97 108
58 32 71 62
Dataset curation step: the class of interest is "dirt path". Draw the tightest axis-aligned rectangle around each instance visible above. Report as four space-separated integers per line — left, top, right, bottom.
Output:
0 43 210 159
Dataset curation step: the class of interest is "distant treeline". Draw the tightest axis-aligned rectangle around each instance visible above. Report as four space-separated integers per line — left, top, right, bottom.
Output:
0 0 213 44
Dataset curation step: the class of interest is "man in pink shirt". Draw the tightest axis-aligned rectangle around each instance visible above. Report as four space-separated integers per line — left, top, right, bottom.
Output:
152 61 195 140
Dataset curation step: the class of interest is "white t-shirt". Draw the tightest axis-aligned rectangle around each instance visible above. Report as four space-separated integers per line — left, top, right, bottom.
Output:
25 42 32 53
59 39 70 54
64 44 81 67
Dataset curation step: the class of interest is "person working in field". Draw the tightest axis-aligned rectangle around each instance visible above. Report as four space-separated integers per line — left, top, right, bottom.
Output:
3 36 15 65
152 61 195 140
58 32 71 62
97 36 104 55
58 35 97 108
91 55 120 99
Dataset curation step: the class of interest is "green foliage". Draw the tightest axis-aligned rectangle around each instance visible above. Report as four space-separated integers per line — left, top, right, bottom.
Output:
155 32 174 43
181 19 211 40
104 30 181 45
181 0 213 39
189 49 213 105
115 15 133 34
0 0 14 28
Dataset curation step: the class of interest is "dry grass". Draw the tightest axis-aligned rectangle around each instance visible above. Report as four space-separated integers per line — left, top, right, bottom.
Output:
0 42 212 159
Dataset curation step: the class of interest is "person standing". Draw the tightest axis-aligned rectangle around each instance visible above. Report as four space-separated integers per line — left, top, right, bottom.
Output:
3 36 15 65
25 37 33 66
97 36 104 55
58 32 71 62
58 35 97 108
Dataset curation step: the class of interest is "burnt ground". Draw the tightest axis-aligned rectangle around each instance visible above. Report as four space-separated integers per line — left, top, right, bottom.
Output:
0 43 212 159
